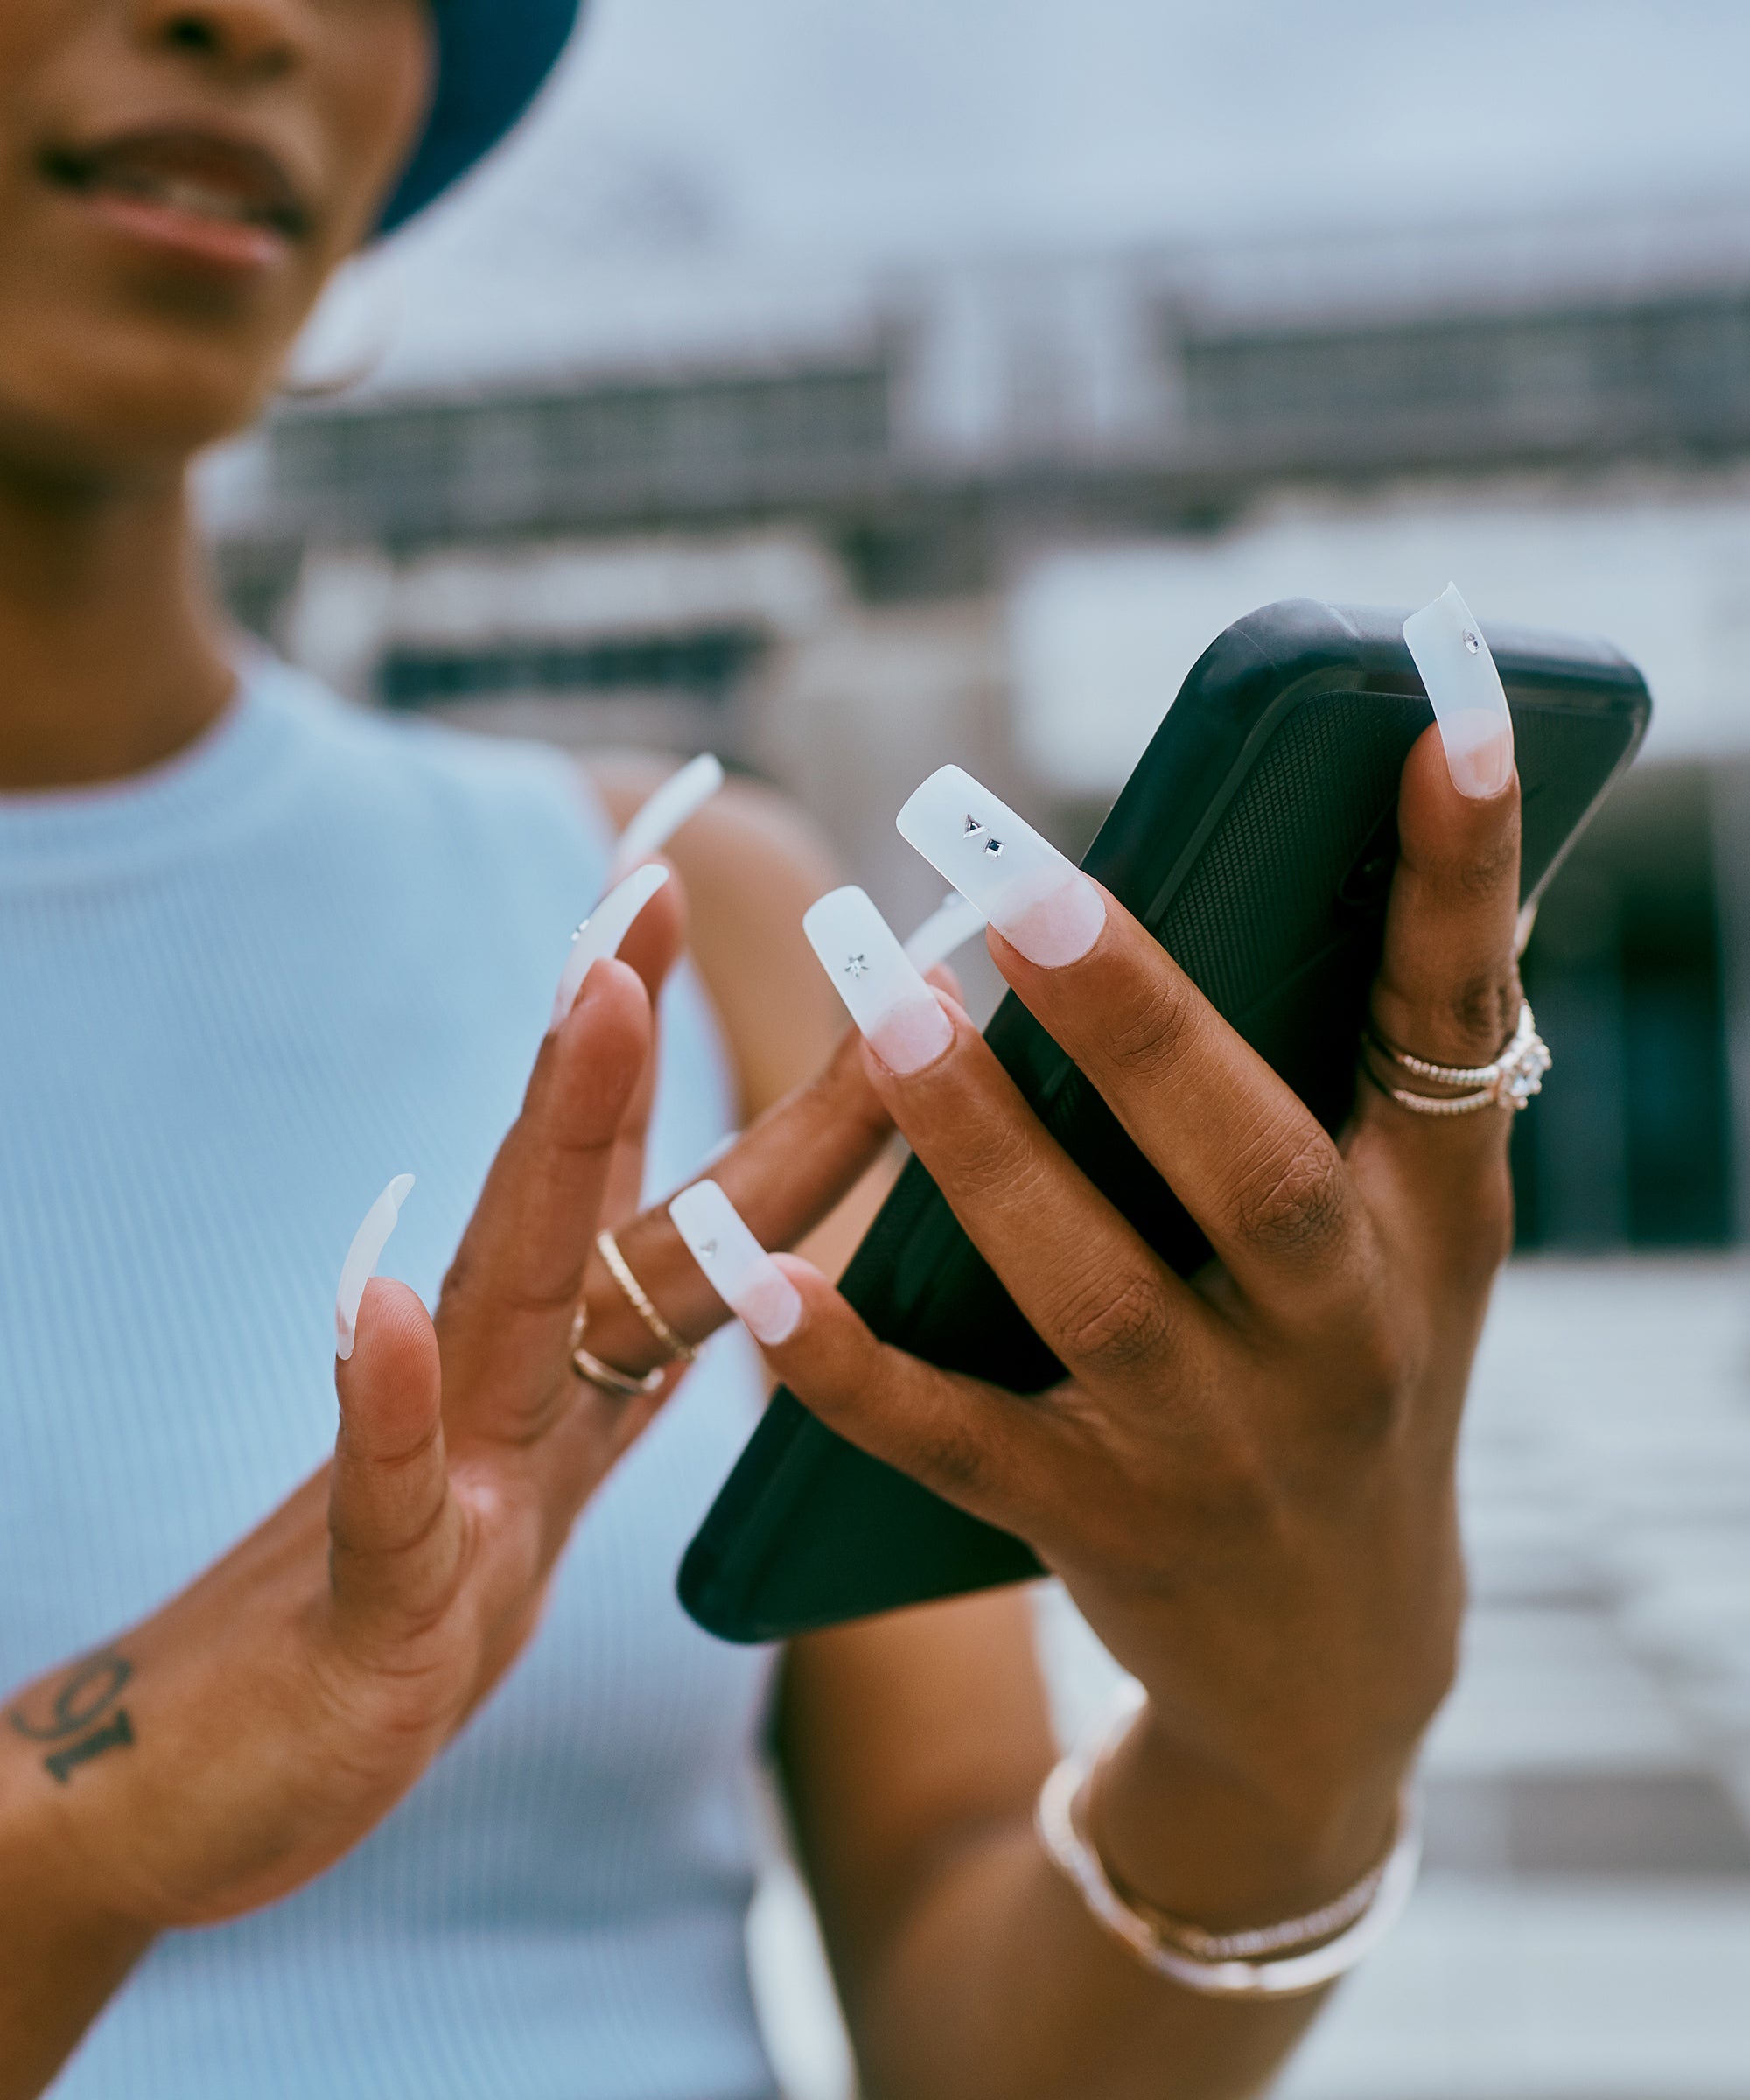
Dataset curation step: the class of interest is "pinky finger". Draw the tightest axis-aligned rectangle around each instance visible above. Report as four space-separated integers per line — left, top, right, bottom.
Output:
668 1180 1054 1539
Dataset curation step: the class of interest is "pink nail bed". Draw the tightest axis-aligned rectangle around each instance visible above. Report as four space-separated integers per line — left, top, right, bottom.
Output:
1403 585 1516 802
895 765 1106 970
802 886 955 1077
999 877 1110 971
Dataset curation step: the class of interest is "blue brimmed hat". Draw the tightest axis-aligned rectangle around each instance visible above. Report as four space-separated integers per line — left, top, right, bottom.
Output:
379 0 586 231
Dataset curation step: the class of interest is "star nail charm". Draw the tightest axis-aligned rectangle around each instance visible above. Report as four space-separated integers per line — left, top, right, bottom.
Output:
844 952 870 979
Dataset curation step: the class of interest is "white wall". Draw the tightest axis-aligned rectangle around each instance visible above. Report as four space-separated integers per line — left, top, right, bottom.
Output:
1009 472 1750 794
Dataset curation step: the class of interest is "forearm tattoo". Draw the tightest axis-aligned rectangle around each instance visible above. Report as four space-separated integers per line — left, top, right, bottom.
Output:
8 1651 136 1783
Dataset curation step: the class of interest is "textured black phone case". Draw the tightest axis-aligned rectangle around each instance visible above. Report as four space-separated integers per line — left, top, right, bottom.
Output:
680 598 1651 1642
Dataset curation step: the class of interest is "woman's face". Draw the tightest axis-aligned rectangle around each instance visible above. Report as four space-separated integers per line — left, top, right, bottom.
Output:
0 0 432 482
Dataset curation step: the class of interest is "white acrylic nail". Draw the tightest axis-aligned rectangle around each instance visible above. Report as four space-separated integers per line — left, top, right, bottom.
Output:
897 765 1106 970
804 886 955 1076
668 1179 802 1347
606 753 724 883
1403 584 1516 800
335 1174 415 1362
549 863 669 1032
903 890 987 973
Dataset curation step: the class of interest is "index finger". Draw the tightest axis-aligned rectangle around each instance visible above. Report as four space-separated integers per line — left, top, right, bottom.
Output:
436 923 660 1450
899 766 1361 1313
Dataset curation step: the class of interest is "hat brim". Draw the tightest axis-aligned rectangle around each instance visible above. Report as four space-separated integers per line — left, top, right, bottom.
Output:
378 0 584 232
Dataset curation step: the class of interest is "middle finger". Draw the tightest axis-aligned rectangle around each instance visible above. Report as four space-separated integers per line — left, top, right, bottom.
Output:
800 886 1203 1392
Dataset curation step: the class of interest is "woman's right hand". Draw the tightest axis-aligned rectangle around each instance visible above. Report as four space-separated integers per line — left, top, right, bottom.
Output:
0 872 894 2095
1 943 667 1965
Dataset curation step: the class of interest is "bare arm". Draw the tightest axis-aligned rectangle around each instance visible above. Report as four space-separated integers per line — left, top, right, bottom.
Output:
779 1596 1334 2100
0 1746 153 2100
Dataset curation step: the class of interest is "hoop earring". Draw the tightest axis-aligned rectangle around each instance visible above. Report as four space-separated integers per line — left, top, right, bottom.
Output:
277 255 402 403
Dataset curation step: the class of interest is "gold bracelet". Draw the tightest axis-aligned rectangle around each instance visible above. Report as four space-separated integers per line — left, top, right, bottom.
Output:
1036 1684 1422 1998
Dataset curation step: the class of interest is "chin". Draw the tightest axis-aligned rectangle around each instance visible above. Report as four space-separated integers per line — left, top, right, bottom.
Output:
0 312 290 484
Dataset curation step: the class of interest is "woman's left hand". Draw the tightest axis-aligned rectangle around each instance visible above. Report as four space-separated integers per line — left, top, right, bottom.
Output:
717 723 1523 1928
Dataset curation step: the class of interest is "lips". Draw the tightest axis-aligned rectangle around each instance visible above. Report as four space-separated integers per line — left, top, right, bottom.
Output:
39 126 311 259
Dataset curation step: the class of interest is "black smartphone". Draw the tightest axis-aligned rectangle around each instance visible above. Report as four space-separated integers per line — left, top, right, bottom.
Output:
679 597 1650 1644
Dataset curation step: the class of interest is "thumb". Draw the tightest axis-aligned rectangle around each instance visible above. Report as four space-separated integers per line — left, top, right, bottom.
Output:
329 1275 458 1645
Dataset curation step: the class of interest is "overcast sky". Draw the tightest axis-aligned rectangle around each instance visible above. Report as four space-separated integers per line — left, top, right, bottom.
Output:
312 0 1750 388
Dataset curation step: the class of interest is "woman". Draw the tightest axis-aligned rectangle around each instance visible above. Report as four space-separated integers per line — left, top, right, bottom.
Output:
0 4 1530 2097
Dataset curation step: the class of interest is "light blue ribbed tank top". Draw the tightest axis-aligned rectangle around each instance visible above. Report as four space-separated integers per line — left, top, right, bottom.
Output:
0 660 779 2100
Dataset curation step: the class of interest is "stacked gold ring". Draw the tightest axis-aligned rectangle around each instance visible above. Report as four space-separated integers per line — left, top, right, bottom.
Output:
595 1228 698 1365
567 1227 697 1398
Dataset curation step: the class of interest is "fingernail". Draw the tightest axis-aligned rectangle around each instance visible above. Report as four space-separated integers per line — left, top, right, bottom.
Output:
335 1174 415 1362
668 1179 802 1347
549 863 669 1032
804 885 955 1076
606 753 724 884
1403 584 1515 800
902 890 987 972
896 765 1105 969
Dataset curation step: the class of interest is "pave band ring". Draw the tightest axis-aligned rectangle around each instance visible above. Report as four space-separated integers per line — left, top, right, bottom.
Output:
596 1228 697 1366
1365 998 1550 1117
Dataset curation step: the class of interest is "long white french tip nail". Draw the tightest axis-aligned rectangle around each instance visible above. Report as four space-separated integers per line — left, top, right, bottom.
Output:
335 1174 415 1362
668 1180 802 1347
896 765 1105 970
606 753 724 883
1403 584 1515 800
903 890 987 972
549 863 670 1033
805 885 955 1076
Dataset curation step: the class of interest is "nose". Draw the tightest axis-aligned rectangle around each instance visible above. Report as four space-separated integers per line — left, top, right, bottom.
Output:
130 0 306 79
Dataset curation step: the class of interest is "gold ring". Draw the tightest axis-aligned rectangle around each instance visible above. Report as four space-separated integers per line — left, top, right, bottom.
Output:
596 1228 697 1365
567 1305 664 1398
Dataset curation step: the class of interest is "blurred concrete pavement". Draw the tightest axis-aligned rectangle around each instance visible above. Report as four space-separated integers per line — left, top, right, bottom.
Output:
752 1256 1750 2098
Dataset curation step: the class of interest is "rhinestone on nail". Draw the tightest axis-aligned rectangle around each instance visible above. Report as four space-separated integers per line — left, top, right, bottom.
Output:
962 816 984 836
1462 629 1481 654
844 952 870 979
984 836 1004 856
699 1238 718 1257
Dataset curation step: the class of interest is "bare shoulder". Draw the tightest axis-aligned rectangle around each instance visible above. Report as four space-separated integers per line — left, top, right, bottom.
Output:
585 756 846 1119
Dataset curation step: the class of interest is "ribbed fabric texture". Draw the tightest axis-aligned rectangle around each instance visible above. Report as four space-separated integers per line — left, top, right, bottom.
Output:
0 662 778 2100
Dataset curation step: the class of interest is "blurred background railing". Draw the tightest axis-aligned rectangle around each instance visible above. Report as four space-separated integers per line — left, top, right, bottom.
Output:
210 200 1750 1258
